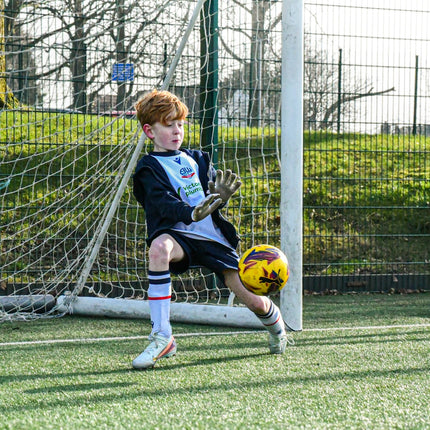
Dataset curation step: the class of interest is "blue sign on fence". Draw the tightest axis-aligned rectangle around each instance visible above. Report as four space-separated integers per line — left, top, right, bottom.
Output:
112 63 134 82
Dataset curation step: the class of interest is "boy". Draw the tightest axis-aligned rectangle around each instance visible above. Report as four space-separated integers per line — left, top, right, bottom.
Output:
132 89 289 369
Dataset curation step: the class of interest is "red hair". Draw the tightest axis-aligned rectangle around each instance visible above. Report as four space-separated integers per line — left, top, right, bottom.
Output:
135 90 188 128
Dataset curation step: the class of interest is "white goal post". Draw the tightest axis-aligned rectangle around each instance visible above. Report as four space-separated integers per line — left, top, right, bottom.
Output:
280 0 303 331
0 0 303 330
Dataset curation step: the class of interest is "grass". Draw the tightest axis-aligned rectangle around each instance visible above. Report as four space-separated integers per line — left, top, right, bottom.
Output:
1 293 430 429
1 111 429 279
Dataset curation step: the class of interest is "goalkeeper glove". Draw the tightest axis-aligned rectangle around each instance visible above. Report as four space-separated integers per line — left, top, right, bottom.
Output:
208 169 242 203
191 193 222 222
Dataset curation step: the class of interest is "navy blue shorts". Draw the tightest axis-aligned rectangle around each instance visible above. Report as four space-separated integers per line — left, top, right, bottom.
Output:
165 231 239 280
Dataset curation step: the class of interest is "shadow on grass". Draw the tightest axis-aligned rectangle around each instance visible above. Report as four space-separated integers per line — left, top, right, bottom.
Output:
0 349 268 386
2 328 429 384
298 328 430 347
0 367 135 385
24 380 137 394
3 362 430 414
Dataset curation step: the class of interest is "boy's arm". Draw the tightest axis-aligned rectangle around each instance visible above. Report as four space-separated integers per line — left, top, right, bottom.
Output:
208 169 242 203
134 166 221 224
134 167 195 224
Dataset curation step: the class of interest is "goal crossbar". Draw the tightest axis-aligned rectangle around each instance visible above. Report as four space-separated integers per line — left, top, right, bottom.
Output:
57 295 264 329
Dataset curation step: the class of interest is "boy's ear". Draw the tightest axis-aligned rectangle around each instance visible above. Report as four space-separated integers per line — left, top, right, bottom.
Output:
142 124 153 139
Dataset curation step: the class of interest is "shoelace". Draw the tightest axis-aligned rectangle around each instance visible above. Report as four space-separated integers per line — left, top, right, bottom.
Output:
285 334 295 346
284 323 297 345
145 338 161 353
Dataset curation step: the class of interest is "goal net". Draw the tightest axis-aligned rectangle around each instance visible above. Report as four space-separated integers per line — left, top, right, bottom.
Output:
0 0 302 328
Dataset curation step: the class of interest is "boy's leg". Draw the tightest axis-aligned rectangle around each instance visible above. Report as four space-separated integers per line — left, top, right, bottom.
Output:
223 269 291 354
132 234 185 369
147 270 173 338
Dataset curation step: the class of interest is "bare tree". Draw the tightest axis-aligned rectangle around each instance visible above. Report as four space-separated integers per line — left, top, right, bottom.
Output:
218 3 395 132
3 0 115 110
221 0 276 127
3 0 191 112
304 41 395 130
0 0 20 108
247 0 272 126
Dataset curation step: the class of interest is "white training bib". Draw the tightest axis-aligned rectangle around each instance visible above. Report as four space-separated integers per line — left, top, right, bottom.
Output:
151 152 230 246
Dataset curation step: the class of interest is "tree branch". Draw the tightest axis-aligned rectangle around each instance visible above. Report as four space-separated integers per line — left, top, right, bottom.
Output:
320 86 395 129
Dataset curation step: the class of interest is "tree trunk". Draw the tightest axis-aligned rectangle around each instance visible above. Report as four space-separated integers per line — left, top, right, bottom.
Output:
0 0 19 109
71 0 87 111
248 1 270 127
115 0 126 112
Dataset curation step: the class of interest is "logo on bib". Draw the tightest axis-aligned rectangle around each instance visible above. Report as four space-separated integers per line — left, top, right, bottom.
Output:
180 166 195 179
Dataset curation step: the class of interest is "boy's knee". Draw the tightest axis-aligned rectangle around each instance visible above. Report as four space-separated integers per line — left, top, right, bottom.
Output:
246 297 269 315
149 238 171 265
223 269 269 314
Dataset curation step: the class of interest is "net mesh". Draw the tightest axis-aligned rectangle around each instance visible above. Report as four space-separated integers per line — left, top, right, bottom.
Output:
0 0 284 321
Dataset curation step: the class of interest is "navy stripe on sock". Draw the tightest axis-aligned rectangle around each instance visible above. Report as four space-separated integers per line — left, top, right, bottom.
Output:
258 302 275 320
149 277 171 285
148 270 170 277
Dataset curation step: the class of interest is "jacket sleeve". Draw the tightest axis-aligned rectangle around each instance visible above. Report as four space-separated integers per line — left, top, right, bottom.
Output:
133 165 194 226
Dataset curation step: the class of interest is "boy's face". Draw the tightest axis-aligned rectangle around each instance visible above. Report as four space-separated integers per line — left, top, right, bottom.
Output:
143 116 185 152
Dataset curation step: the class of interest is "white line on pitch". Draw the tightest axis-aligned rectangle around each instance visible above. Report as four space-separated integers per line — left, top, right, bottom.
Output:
305 323 430 332
1 323 429 347
0 331 258 347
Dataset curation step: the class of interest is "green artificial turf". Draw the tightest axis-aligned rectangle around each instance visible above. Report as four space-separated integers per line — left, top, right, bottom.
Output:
1 293 429 429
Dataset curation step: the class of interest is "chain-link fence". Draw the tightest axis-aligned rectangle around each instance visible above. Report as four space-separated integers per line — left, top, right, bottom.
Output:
303 1 429 292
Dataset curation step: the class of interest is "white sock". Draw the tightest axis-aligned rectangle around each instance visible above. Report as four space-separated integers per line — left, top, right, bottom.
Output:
255 301 286 336
147 270 172 338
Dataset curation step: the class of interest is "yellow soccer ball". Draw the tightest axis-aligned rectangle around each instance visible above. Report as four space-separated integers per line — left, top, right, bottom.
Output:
238 244 289 296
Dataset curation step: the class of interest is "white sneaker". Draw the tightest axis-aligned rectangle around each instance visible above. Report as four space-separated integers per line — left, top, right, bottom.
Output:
268 332 294 354
132 334 177 369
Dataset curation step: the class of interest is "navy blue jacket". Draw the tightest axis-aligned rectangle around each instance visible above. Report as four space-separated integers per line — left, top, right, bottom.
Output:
133 148 239 248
